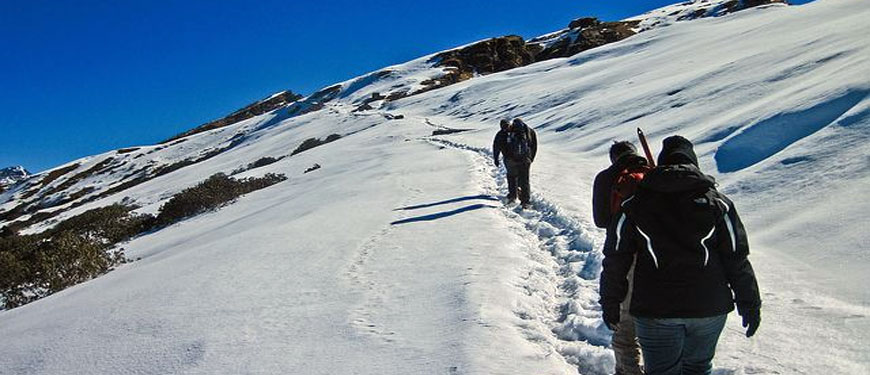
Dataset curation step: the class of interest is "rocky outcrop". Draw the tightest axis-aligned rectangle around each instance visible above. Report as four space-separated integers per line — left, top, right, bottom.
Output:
530 18 640 61
0 166 29 188
726 0 789 13
631 0 789 30
416 20 638 94
433 35 535 76
418 36 536 94
678 0 788 20
164 90 303 143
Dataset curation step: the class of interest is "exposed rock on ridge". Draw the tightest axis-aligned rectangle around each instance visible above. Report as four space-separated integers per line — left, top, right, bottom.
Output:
164 90 303 142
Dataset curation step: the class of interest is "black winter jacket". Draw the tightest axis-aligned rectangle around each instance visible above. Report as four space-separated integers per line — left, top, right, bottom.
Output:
592 154 648 229
599 164 761 318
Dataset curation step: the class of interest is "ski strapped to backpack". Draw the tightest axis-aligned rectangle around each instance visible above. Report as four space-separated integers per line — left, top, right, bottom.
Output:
637 127 656 168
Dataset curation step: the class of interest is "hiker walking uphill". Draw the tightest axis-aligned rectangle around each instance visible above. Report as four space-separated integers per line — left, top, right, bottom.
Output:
599 136 762 375
493 118 538 208
593 141 651 228
592 140 650 375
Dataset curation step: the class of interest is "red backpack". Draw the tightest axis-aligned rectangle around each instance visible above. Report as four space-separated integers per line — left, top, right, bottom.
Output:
610 164 651 215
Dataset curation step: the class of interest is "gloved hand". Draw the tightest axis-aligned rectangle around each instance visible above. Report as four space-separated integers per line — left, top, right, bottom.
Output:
602 303 620 331
740 308 761 338
494 159 500 167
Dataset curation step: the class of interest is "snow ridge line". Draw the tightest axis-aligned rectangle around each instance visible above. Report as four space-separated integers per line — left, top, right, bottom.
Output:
428 137 615 374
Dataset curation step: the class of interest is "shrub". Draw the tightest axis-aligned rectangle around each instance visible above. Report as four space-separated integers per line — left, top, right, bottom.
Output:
304 164 322 174
0 205 140 309
50 204 155 244
0 172 286 310
154 173 286 227
231 156 284 175
291 134 342 155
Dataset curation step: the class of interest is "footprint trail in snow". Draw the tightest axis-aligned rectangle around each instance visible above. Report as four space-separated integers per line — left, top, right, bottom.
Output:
429 136 616 374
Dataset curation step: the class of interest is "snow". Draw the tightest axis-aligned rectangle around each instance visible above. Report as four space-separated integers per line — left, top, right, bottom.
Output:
1 0 869 374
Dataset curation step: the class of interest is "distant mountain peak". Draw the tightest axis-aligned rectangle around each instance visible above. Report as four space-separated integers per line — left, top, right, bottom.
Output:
0 166 30 191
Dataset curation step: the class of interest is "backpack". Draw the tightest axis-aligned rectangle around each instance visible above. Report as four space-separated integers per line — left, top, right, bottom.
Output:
610 164 651 215
506 125 531 162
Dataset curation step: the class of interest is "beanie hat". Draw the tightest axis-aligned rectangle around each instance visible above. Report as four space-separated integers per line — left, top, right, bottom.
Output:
609 141 638 164
657 135 698 166
500 119 511 129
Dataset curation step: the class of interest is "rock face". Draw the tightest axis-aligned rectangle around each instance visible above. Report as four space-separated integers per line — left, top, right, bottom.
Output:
0 166 29 188
629 0 789 30
434 35 535 76
529 18 640 61
421 20 638 92
164 90 303 142
569 17 601 29
420 36 535 94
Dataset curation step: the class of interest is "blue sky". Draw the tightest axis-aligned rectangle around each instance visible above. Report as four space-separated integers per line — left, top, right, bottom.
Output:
0 0 810 172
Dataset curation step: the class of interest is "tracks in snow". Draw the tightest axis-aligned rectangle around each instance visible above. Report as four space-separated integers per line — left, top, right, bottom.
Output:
428 137 615 374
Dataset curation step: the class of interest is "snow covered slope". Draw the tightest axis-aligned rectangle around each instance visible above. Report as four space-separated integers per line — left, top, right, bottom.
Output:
2 0 869 374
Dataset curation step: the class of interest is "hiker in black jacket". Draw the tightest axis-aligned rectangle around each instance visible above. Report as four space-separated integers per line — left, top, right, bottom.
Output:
599 136 761 375
493 118 538 207
493 119 512 197
593 141 649 375
593 141 649 228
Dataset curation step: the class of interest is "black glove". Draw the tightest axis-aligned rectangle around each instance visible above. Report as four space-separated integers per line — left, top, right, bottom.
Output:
494 158 500 167
602 304 620 331
740 308 761 338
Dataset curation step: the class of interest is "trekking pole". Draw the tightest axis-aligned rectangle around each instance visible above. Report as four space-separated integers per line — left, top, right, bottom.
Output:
637 127 656 167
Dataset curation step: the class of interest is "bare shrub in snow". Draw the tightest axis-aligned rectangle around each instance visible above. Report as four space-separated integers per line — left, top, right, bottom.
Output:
154 173 286 227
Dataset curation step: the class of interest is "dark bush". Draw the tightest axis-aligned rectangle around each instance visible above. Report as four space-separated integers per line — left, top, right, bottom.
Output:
231 156 284 175
248 156 280 169
0 205 141 309
154 172 286 227
0 172 285 310
50 204 156 244
291 134 342 155
304 164 322 174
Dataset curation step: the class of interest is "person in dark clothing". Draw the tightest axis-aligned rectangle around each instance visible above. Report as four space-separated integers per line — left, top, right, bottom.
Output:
593 141 648 375
492 119 511 166
493 119 513 198
506 119 538 207
493 118 538 206
592 141 650 228
599 135 761 375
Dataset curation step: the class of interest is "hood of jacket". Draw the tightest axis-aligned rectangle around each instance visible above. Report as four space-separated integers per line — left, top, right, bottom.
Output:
641 164 716 193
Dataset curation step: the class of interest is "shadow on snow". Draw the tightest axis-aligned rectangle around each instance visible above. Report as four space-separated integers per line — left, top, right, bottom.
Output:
390 203 496 225
393 194 499 211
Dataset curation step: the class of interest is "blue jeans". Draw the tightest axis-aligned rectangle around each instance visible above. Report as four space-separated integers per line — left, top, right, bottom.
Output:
633 314 727 375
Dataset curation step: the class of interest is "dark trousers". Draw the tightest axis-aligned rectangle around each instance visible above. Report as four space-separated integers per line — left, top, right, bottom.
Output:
633 314 727 375
506 162 531 204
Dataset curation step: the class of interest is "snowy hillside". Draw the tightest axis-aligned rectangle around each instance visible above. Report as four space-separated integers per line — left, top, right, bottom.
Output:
2 0 869 374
